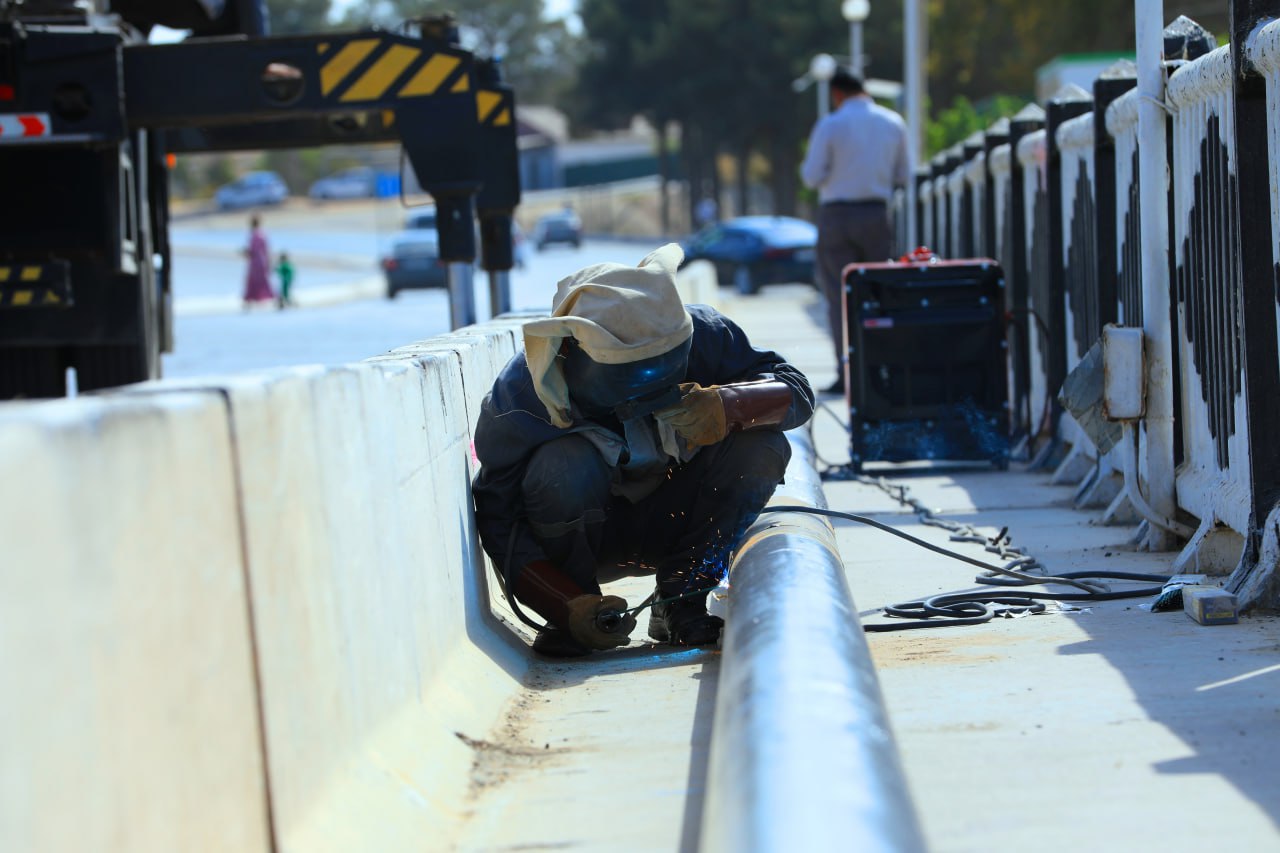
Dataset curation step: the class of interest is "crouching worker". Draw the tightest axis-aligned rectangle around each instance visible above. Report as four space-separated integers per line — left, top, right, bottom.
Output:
472 244 815 657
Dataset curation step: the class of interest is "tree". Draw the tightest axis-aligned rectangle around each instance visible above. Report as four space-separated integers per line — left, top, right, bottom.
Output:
337 0 580 104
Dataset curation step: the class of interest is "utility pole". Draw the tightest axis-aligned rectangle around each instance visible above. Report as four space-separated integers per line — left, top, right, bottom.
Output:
903 0 926 248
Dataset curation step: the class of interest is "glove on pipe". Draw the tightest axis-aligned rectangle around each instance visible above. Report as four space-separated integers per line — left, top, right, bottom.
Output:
512 560 636 649
565 594 637 649
656 380 793 447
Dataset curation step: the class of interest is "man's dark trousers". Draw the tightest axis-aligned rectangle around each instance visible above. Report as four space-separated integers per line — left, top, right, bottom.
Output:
520 429 791 597
817 200 893 376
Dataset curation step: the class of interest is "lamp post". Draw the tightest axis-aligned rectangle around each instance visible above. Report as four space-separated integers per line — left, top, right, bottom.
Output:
841 0 870 77
903 0 925 248
810 52 837 117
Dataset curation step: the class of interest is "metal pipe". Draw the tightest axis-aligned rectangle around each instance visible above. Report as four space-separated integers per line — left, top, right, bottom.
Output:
1135 0 1178 550
488 269 511 318
903 0 925 249
1122 422 1197 538
700 430 926 853
851 22 864 77
447 262 476 329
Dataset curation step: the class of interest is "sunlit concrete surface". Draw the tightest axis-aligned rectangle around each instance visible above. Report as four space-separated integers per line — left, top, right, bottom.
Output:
451 572 719 852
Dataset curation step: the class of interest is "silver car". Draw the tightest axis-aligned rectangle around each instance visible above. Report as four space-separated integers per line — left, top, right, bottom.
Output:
214 171 288 210
308 166 377 201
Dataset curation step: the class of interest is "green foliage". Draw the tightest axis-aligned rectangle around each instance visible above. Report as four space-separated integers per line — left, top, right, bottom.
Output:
265 0 333 35
925 95 1023 155
204 156 236 189
336 0 580 103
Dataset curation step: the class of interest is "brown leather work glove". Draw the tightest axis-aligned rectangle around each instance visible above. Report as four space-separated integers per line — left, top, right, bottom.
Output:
565 594 637 650
654 382 727 447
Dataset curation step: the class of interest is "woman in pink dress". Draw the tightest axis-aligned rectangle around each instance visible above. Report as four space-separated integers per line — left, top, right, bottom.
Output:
242 215 276 306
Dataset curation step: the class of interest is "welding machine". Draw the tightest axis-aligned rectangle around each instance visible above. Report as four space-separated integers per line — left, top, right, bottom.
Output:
842 248 1009 471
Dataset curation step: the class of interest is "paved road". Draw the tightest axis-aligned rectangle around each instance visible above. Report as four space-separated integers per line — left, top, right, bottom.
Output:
164 201 663 378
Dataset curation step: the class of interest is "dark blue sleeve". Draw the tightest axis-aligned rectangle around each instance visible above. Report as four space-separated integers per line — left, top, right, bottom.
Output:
684 304 815 431
471 355 564 574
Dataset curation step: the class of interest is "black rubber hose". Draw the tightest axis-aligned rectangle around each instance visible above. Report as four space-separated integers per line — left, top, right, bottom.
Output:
759 506 1171 632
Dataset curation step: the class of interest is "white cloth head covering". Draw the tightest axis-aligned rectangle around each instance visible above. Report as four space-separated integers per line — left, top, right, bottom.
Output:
523 243 693 428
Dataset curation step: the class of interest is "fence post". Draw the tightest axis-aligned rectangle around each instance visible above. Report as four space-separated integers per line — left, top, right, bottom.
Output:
930 152 947 255
1046 85 1094 418
1230 0 1280 594
1006 104 1047 444
1134 0 1179 550
913 167 930 251
983 118 1011 260
962 133 985 257
1092 63 1138 333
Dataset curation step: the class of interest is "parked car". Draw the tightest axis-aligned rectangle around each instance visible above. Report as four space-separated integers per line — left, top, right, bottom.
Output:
405 208 437 231
308 166 377 201
533 209 583 250
399 208 529 273
681 216 818 295
214 171 288 210
381 231 447 297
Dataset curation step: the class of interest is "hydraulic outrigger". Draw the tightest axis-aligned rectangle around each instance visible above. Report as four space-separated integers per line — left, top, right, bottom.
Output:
0 0 520 398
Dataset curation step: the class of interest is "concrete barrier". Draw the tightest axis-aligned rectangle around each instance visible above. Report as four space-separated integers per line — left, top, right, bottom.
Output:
0 394 270 851
136 321 531 849
677 258 720 308
184 355 525 850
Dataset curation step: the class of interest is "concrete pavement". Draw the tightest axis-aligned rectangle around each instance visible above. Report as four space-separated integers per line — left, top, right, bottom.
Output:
722 282 1280 851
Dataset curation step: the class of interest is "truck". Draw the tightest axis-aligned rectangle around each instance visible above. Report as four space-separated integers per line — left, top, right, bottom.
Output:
0 0 520 399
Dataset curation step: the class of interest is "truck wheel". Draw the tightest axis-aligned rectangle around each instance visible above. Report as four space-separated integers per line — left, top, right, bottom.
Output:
0 347 66 399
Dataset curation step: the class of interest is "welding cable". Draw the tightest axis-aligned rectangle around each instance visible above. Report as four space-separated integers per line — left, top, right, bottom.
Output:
762 505 1108 593
495 501 1166 638
756 505 1169 631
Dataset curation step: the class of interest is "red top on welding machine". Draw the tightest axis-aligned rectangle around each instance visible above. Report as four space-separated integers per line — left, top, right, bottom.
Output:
843 247 1000 277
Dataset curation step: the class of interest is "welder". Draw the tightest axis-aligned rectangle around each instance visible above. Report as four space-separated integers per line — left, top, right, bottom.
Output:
472 243 814 657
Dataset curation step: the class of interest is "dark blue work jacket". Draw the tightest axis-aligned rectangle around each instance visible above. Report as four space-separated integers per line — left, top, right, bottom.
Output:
472 304 815 575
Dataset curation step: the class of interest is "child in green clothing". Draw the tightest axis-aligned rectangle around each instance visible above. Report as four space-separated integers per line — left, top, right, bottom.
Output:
275 252 295 309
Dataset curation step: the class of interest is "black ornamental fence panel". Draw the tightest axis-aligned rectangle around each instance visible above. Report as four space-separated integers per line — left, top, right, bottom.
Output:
1165 44 1253 543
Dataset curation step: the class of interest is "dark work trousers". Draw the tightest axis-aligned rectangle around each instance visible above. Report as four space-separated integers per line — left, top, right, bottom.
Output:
816 201 893 373
521 429 791 600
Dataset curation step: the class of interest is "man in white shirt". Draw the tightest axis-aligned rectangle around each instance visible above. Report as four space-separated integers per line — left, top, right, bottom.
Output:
801 68 910 394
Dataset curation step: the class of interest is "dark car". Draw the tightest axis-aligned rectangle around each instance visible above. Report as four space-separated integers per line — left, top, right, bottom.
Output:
533 210 583 250
682 216 818 295
381 231 447 297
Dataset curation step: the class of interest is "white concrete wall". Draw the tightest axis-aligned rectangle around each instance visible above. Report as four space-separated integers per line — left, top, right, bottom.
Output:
0 393 271 851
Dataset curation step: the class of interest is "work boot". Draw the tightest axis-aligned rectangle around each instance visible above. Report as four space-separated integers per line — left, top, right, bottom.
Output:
531 627 591 658
648 595 724 646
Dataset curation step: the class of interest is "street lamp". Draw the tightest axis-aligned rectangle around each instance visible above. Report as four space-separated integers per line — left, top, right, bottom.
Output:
810 52 837 116
841 0 870 77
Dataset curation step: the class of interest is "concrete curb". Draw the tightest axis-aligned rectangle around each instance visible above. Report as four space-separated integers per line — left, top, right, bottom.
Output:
701 428 926 852
174 274 385 316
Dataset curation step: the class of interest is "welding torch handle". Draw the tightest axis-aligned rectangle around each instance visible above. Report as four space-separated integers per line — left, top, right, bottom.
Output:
594 608 624 633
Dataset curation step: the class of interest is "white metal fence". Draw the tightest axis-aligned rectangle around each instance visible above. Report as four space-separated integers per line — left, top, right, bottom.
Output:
883 10 1280 606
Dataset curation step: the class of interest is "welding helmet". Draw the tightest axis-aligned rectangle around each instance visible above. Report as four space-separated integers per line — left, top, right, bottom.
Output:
562 335 691 420
523 243 694 427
